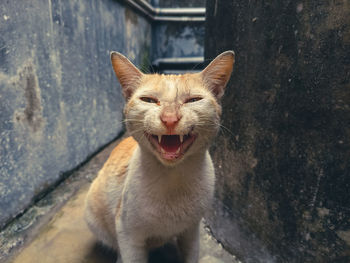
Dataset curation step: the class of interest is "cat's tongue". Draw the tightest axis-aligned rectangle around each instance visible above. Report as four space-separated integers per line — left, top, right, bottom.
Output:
148 133 196 161
160 135 181 153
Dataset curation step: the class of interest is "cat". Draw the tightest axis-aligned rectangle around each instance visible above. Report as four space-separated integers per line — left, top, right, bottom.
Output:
84 50 235 263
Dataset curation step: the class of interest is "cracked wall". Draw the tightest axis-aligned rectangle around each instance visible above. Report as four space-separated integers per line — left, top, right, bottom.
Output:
0 0 151 228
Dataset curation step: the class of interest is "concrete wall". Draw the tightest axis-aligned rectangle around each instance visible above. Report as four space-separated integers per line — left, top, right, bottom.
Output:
151 0 205 64
152 22 204 59
205 0 350 262
0 0 151 228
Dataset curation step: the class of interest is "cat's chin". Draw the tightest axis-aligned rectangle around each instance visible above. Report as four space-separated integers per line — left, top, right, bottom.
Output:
144 132 197 164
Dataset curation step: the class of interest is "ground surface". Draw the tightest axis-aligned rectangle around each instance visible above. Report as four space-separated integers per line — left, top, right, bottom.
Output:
1 137 239 263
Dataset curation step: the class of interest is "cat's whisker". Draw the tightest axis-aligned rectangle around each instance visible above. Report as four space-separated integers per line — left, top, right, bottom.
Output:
109 118 144 128
124 119 144 123
217 124 235 137
196 119 235 137
139 57 156 74
127 129 145 136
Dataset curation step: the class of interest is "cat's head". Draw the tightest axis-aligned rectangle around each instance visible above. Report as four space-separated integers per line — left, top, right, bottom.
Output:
111 51 234 166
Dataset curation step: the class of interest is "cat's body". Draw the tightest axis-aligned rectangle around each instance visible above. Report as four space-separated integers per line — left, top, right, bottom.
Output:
85 136 214 260
85 51 234 263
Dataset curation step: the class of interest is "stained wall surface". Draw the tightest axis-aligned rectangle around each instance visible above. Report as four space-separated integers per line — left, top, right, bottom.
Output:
0 0 151 228
152 22 204 60
151 0 205 64
205 0 350 262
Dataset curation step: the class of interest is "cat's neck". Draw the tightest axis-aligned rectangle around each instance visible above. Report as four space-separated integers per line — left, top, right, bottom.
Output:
131 145 210 196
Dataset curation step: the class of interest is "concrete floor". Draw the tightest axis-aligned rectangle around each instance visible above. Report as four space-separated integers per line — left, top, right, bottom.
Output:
1 137 239 263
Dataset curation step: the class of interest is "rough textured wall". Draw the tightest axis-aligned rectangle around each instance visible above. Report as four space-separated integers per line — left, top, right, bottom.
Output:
150 0 205 71
0 0 151 228
205 1 350 262
152 22 204 60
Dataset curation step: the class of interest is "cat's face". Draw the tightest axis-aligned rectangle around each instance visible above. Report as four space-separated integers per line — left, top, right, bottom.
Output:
111 51 234 166
124 74 221 165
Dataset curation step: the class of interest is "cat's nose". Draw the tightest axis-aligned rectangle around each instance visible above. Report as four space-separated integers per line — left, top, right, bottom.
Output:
160 112 181 130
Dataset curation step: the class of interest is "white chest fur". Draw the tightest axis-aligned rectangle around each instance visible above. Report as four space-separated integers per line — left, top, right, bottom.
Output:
119 147 215 241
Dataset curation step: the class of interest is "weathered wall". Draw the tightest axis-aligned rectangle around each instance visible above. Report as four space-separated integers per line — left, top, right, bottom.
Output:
150 0 205 73
152 22 204 59
0 0 151 228
151 0 205 63
205 0 350 262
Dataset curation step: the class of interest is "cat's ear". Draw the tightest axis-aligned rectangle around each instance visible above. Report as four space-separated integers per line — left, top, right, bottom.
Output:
110 51 143 99
200 51 235 99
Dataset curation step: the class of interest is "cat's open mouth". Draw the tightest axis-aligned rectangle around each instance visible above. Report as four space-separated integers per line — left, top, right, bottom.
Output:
145 133 197 161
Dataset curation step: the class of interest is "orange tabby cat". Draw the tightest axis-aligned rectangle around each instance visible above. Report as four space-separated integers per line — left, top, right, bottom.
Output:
84 50 235 263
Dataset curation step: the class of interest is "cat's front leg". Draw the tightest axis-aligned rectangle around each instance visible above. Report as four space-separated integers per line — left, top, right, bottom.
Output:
116 223 148 263
177 222 200 263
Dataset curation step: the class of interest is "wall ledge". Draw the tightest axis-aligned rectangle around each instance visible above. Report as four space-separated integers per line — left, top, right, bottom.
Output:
122 0 205 22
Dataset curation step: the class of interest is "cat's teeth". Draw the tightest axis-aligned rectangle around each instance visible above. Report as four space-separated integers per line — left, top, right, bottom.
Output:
158 135 162 143
175 147 180 154
179 135 184 143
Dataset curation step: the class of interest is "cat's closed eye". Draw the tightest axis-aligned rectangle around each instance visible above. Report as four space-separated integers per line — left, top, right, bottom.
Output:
185 97 203 103
140 97 159 104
